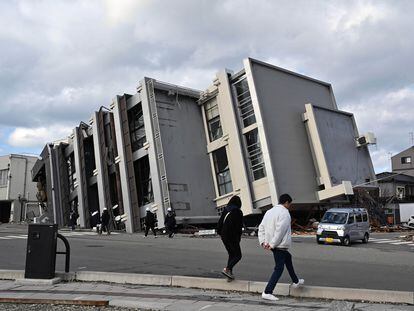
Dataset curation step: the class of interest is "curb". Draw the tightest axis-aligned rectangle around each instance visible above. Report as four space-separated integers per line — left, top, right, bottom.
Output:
0 297 108 306
1 270 413 305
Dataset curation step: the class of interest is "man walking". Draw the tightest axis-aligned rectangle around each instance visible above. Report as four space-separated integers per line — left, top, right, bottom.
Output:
164 207 176 238
99 207 110 235
258 193 304 301
144 207 157 238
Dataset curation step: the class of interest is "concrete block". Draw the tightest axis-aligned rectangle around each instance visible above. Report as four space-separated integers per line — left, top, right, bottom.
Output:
15 277 61 285
172 275 249 292
75 271 172 286
290 285 414 305
248 281 290 296
0 269 24 280
56 272 76 281
109 298 172 309
329 301 355 311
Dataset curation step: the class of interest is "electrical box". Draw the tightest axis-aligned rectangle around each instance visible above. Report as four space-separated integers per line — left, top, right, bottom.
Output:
25 224 58 279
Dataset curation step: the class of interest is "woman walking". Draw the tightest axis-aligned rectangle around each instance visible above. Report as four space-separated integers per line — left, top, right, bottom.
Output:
217 195 243 281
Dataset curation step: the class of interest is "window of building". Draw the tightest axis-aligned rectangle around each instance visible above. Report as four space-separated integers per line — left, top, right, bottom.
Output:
212 147 233 196
67 154 77 192
244 128 266 180
128 104 146 152
0 169 8 187
396 186 405 199
233 77 256 128
401 156 412 164
134 156 154 206
204 98 223 142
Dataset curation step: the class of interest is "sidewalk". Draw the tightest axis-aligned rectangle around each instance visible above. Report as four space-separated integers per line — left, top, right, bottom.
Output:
0 279 412 311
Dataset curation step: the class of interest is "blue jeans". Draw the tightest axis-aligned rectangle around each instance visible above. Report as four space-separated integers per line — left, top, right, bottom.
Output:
264 249 299 294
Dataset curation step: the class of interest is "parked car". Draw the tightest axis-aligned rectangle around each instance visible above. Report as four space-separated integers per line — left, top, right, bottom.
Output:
316 208 370 246
408 215 414 228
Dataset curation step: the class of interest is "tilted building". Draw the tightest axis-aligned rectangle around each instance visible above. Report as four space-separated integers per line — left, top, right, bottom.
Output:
32 58 377 232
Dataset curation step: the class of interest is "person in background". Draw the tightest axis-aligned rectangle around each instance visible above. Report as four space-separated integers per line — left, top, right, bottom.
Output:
69 208 78 231
144 207 157 238
258 193 304 301
99 207 110 235
217 195 243 281
164 207 176 238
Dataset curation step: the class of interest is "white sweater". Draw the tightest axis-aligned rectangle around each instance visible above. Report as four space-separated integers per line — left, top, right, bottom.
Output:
258 204 292 249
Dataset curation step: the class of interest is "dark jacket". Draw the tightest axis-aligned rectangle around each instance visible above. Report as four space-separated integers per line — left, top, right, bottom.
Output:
217 204 244 242
164 212 176 228
101 210 110 226
145 211 155 227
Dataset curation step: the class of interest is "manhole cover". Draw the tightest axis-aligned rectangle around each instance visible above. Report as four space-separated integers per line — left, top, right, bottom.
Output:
85 245 104 248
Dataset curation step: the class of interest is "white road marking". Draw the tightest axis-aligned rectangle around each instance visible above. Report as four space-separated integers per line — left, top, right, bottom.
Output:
390 241 414 245
372 239 396 243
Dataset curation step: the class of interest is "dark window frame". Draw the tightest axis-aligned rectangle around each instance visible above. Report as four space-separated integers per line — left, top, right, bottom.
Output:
135 156 154 207
233 77 256 128
212 147 233 196
401 156 412 164
128 104 146 152
244 128 266 180
67 154 77 193
204 99 223 142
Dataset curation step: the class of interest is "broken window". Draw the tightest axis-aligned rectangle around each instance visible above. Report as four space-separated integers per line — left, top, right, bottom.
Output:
204 98 223 142
128 103 146 152
233 76 256 128
134 156 154 206
67 154 77 193
244 128 266 180
212 147 233 196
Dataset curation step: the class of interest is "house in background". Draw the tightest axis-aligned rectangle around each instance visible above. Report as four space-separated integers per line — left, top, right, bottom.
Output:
392 146 414 177
0 154 38 223
376 171 414 224
31 58 377 232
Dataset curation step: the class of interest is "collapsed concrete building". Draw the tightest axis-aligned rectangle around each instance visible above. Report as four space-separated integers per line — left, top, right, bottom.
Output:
32 58 377 232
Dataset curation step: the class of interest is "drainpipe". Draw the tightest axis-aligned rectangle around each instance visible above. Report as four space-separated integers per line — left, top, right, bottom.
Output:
6 162 11 201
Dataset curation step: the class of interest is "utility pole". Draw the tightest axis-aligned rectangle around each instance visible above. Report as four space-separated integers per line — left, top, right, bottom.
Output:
387 152 393 171
409 132 414 146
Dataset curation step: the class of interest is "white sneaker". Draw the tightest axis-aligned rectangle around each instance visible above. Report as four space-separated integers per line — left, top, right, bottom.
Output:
291 278 305 288
261 292 279 301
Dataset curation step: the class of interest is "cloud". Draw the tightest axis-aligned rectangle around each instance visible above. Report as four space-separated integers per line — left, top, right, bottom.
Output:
0 0 413 173
7 125 73 148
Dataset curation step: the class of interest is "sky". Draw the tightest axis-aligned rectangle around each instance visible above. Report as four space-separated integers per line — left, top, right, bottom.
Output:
0 0 413 173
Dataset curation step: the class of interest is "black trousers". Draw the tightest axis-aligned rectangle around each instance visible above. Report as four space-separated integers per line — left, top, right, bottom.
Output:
222 239 242 271
145 225 156 236
264 249 299 294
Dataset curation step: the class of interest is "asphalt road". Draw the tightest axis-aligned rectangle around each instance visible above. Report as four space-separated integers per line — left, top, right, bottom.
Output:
0 224 413 291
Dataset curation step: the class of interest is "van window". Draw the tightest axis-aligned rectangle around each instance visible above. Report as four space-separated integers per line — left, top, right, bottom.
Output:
356 213 362 222
362 213 368 222
347 214 355 224
321 212 348 224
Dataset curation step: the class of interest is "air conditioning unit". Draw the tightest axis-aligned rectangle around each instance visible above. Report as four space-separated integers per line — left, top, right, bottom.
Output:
356 132 376 147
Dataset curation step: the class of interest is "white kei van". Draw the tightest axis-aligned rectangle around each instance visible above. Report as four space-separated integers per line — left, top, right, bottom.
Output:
316 208 370 246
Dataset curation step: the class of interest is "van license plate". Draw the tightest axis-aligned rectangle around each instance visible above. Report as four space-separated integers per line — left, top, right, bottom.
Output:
325 238 334 243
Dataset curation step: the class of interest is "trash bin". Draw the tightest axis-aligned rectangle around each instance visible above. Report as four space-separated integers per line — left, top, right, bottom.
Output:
25 224 58 279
